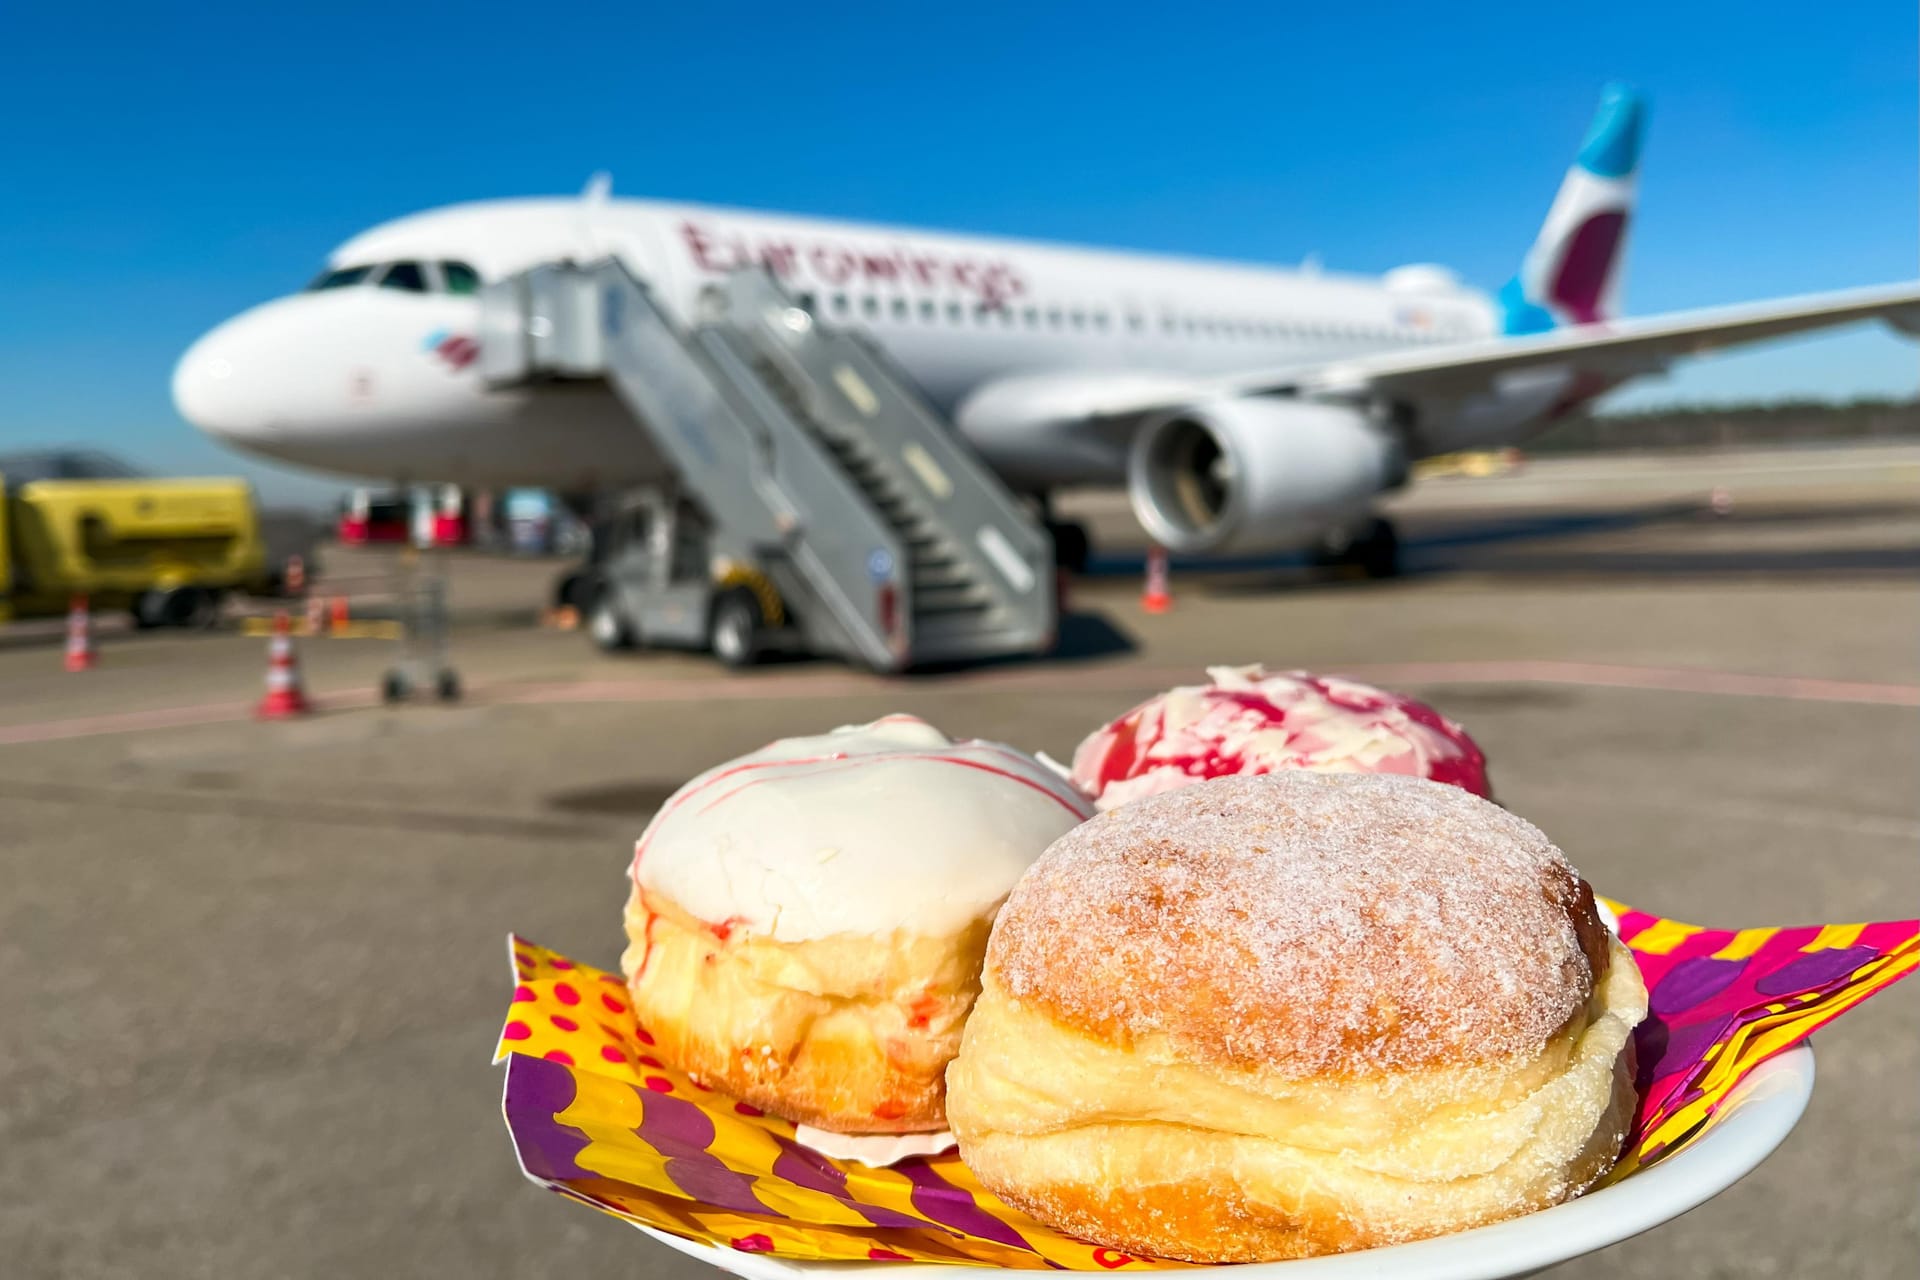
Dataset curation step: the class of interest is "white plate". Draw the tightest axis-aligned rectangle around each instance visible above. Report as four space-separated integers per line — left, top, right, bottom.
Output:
633 1042 1815 1280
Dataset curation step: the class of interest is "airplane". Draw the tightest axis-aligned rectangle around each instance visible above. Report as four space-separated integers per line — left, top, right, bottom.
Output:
173 84 1920 576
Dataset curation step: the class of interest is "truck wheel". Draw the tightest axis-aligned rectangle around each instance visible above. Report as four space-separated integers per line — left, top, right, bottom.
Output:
132 592 166 629
183 588 223 629
709 590 762 669
145 587 218 628
383 671 410 704
587 595 634 652
436 670 462 702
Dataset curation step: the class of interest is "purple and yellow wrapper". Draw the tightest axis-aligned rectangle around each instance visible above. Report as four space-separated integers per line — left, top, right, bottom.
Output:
495 905 1917 1269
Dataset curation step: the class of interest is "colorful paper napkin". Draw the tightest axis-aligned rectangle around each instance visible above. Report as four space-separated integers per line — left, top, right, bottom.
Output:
497 906 1916 1269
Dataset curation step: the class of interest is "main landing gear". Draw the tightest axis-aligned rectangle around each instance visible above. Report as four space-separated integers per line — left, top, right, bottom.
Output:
1046 519 1092 575
1313 515 1401 580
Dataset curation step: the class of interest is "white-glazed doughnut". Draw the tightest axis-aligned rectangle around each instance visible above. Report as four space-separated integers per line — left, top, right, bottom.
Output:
621 715 1093 1132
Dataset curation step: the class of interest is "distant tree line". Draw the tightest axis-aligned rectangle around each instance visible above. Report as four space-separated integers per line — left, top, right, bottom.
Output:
1527 397 1920 453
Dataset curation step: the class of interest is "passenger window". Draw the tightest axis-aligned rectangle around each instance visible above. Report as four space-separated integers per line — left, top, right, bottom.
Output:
306 265 374 291
1046 308 1063 329
862 296 880 318
1069 309 1086 329
1093 312 1109 331
892 297 909 320
796 291 817 312
946 301 964 323
1023 307 1039 327
379 262 428 293
440 261 481 295
919 299 936 322
832 293 850 315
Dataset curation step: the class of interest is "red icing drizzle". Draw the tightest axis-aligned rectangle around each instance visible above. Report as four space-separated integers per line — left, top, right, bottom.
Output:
629 727 1093 946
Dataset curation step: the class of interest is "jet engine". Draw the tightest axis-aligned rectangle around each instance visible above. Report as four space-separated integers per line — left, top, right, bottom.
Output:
1127 399 1405 554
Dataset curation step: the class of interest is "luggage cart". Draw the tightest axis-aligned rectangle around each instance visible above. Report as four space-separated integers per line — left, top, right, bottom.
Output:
382 546 461 703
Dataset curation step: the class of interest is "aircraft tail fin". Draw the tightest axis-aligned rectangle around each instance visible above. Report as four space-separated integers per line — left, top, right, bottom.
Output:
1498 83 1645 334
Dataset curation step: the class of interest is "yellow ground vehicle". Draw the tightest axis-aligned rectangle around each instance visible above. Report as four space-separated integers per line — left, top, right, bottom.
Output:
1414 448 1525 480
0 453 270 626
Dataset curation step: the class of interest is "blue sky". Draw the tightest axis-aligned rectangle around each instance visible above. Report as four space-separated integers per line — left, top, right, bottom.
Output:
1 2 1913 504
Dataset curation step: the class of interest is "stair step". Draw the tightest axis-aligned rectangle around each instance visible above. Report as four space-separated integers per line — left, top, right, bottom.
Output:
910 614 1011 654
914 583 990 612
910 564 973 591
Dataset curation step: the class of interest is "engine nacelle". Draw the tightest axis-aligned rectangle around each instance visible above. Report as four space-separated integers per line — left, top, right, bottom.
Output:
1127 399 1404 554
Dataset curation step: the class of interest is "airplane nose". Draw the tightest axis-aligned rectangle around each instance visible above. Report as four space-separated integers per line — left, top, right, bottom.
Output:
173 315 270 441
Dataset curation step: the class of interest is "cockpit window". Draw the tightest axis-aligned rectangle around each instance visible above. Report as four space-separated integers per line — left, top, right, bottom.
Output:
440 261 481 295
307 264 374 291
306 259 476 294
377 261 428 293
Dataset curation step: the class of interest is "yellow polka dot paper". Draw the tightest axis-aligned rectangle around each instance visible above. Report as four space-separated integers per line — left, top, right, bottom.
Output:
497 908 1915 1268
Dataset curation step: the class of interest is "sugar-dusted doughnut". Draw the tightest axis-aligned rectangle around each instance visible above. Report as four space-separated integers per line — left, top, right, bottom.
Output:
946 771 1645 1261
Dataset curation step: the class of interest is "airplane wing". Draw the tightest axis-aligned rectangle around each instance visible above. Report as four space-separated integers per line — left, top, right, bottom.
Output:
952 280 1920 482
1246 280 1920 399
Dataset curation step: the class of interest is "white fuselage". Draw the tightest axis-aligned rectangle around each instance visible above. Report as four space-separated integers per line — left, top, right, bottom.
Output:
174 196 1498 493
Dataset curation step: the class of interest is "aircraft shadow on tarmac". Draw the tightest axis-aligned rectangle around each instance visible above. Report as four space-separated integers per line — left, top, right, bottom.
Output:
906 607 1139 676
1082 498 1920 594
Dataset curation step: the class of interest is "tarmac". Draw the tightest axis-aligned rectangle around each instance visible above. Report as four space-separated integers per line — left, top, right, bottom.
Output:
2 443 1915 1279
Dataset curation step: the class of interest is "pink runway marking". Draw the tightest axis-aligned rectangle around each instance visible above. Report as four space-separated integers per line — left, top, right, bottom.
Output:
0 688 379 746
0 660 1911 749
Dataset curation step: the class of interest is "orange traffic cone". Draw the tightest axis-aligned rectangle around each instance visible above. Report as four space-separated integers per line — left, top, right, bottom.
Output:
328 594 350 636
1141 546 1173 614
63 595 97 672
256 611 312 718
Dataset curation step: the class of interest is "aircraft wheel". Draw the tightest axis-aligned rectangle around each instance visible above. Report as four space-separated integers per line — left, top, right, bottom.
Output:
1314 516 1401 579
1047 520 1092 575
1352 517 1401 579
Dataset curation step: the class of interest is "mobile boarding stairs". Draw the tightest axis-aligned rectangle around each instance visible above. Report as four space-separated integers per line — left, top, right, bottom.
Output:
477 262 1055 672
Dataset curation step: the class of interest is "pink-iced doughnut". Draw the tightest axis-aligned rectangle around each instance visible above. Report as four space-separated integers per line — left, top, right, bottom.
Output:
1071 665 1489 809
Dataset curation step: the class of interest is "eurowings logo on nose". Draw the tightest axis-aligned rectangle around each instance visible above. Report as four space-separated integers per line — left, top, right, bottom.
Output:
422 329 479 370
